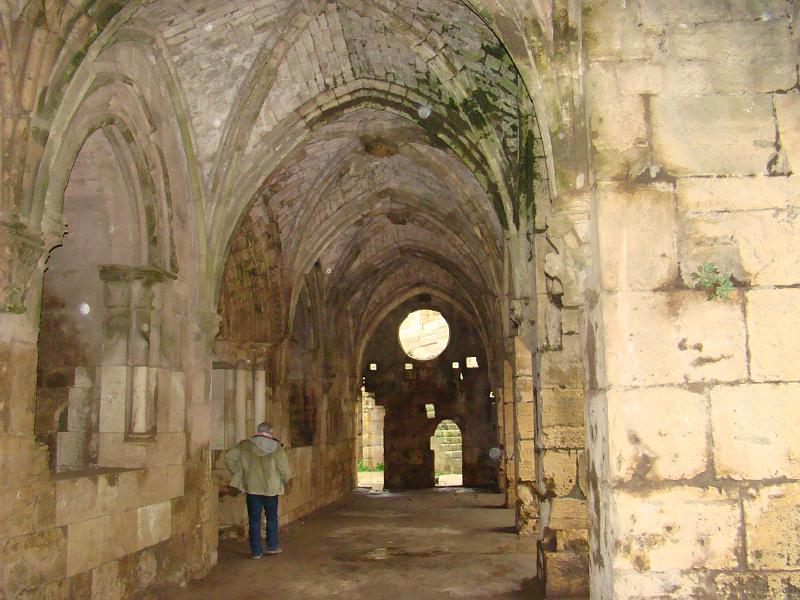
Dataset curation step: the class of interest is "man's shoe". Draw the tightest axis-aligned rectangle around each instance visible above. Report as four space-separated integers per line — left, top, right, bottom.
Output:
265 548 282 555
250 554 263 559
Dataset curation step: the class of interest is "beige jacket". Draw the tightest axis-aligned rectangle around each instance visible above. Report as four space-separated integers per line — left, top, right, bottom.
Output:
225 436 292 496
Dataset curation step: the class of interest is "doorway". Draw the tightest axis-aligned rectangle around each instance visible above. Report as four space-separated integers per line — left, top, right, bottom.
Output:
431 419 463 487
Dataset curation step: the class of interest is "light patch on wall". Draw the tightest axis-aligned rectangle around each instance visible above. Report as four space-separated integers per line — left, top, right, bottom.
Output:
452 362 460 369
369 363 377 371
466 356 478 368
425 403 435 419
404 363 413 370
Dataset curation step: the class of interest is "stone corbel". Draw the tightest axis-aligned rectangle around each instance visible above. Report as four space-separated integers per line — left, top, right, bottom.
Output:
98 264 177 287
195 311 223 353
544 193 591 307
0 220 45 314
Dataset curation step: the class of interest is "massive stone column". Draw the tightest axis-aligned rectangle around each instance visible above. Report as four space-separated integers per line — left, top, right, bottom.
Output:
582 1 800 597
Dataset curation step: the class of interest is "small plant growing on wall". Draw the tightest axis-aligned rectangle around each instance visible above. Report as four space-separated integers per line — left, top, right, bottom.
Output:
691 262 733 301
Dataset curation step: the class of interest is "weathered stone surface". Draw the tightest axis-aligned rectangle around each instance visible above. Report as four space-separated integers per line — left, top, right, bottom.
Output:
677 176 800 214
55 465 184 526
0 527 67 595
545 550 590 598
548 498 588 530
613 487 740 571
744 483 800 569
651 95 775 176
97 432 186 468
0 480 55 539
540 335 583 388
679 207 800 287
711 383 800 480
515 401 535 438
541 387 584 429
775 93 800 172
608 387 708 482
747 289 800 382
596 183 678 291
602 291 747 386
137 501 172 549
541 425 585 450
584 0 662 60
715 572 800 599
588 61 647 150
613 569 713 599
542 450 579 496
638 0 792 26
91 560 123 600
664 20 796 93
517 439 535 481
100 366 127 433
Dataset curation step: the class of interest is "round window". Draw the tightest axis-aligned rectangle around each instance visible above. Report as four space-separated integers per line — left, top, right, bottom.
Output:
398 309 450 360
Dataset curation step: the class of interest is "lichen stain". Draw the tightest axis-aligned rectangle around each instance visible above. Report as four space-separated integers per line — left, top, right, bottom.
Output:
632 553 650 572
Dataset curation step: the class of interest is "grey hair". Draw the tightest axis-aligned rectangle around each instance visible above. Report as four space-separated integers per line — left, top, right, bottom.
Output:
257 422 274 434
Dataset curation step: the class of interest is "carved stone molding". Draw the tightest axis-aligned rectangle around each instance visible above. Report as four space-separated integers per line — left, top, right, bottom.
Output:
0 220 45 314
544 192 591 307
98 264 177 284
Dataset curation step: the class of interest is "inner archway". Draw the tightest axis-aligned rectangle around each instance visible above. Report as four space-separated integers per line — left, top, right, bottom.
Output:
34 126 148 472
432 419 463 487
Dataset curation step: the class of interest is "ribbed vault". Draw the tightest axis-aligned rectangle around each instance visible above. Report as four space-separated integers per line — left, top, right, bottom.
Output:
201 0 539 377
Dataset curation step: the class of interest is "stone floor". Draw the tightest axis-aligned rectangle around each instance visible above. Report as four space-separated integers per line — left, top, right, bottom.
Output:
155 488 542 599
356 471 463 490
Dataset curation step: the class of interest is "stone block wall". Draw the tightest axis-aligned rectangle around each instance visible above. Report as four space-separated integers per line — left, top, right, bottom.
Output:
359 391 384 469
0 299 206 599
583 1 800 596
363 299 495 490
211 343 356 538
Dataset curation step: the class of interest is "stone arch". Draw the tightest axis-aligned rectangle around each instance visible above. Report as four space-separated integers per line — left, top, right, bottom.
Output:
431 418 464 484
30 34 203 279
362 294 494 490
28 26 204 472
216 201 286 345
207 0 525 206
355 284 491 382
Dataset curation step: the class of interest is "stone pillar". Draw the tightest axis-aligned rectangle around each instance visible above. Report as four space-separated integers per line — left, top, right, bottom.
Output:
234 360 248 443
512 335 537 536
502 359 517 505
99 265 175 438
253 365 267 427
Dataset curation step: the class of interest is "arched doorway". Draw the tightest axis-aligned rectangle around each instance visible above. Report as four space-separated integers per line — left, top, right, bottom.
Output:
431 419 462 487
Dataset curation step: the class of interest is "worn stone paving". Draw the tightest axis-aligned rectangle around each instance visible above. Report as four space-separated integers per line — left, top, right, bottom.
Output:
154 489 543 600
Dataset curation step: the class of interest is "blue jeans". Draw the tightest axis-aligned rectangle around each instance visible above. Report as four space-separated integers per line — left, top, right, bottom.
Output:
246 494 279 556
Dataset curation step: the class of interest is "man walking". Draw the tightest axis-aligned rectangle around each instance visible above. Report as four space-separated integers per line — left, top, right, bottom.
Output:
225 422 293 558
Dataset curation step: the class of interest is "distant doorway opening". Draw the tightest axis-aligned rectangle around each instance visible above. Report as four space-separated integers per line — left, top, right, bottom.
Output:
357 388 385 491
432 419 462 487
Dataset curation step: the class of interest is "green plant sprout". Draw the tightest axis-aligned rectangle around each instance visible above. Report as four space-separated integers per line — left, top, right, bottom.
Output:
357 460 384 472
691 262 733 301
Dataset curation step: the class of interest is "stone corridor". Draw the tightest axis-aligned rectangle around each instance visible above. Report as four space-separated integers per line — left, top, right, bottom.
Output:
158 489 541 600
2 1 800 598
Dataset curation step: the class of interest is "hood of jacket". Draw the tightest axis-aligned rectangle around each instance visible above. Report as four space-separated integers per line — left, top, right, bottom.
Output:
249 435 280 456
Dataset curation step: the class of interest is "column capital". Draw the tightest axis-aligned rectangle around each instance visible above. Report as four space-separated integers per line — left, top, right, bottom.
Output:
98 264 177 284
0 220 45 314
